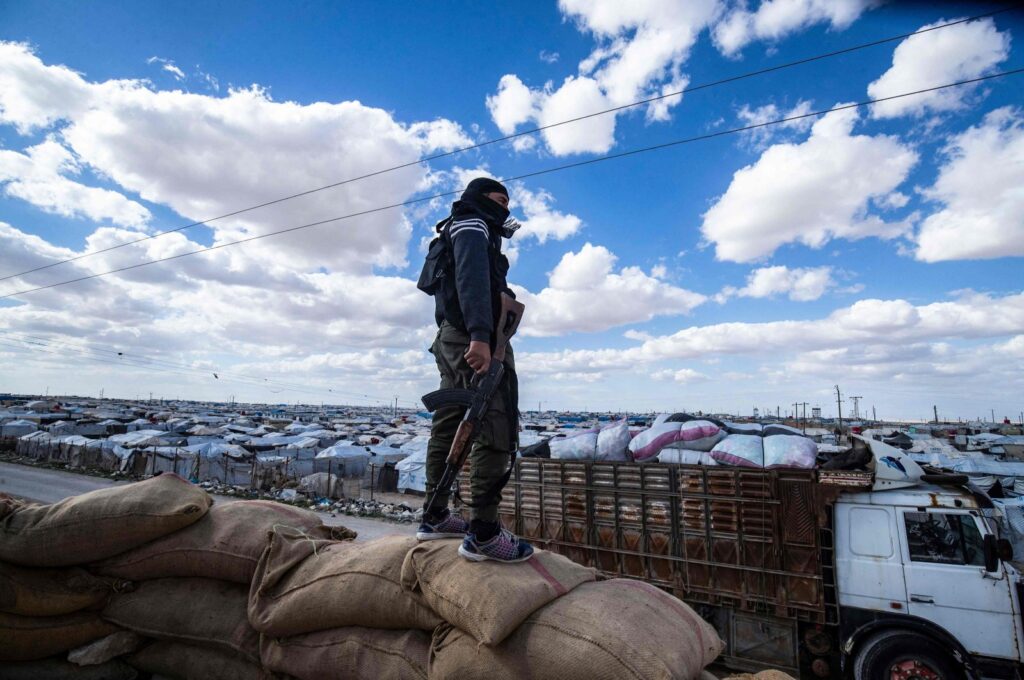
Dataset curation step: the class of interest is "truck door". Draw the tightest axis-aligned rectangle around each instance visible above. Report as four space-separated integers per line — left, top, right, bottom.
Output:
898 509 1018 659
835 504 908 613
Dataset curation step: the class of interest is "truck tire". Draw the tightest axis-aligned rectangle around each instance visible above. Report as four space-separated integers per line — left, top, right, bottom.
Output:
853 630 963 680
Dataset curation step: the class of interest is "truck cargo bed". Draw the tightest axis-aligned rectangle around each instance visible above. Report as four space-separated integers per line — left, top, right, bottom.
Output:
481 461 869 625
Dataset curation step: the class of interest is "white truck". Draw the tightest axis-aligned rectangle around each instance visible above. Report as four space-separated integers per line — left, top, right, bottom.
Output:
500 437 1023 678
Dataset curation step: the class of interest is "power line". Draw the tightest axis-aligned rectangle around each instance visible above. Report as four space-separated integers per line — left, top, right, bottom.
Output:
3 68 1021 300
0 332 420 406
1 6 1017 284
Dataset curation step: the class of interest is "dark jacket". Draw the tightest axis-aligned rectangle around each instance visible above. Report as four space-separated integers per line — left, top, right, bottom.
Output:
433 208 513 344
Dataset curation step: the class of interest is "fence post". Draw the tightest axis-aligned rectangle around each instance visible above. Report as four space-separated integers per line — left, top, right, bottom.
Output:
369 463 375 502
250 454 257 490
327 458 333 499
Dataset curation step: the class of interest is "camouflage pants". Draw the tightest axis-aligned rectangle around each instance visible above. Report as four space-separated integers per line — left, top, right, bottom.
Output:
424 322 518 523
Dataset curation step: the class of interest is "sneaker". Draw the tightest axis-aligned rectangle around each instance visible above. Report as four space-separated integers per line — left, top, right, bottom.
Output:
458 527 535 563
416 511 469 541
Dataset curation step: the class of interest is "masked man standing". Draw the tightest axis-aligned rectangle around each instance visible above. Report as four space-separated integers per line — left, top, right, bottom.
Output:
415 177 534 563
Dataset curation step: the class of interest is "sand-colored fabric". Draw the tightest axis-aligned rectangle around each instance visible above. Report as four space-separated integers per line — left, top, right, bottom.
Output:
429 579 724 680
261 627 430 680
0 474 211 567
0 611 120 661
103 577 259 664
68 631 145 666
0 560 128 616
402 539 597 645
0 657 137 680
129 640 273 680
96 500 355 584
249 531 440 636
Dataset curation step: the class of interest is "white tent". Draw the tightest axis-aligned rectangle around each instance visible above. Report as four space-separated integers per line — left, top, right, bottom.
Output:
2 419 37 438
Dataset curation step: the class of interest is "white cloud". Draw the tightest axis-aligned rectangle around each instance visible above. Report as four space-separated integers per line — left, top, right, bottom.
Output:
867 18 1010 119
915 107 1024 262
701 106 918 262
716 265 835 303
736 100 814 149
713 0 874 57
512 243 706 336
519 290 1024 378
0 42 95 133
0 139 151 227
148 57 186 82
539 50 560 64
0 43 473 275
486 1 720 155
651 367 708 383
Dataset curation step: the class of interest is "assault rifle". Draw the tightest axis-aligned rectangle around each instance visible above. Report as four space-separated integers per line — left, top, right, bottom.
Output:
421 292 525 511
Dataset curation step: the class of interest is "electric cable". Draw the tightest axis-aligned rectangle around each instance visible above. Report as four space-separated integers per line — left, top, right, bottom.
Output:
0 5 1017 282
3 68 1021 300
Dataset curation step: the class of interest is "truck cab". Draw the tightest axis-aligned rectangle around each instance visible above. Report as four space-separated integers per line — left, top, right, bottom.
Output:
836 484 1023 679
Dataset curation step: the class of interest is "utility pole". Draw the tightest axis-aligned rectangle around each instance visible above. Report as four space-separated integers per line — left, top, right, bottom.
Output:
850 396 863 420
792 402 799 423
933 405 939 424
776 405 780 419
798 402 809 433
835 385 844 432
872 405 877 422
991 408 996 423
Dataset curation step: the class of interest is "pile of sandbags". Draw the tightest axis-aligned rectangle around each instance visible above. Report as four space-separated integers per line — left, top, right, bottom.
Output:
2 473 725 679
0 473 212 675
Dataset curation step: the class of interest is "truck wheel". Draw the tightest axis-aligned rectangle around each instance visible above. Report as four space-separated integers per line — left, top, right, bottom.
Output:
853 631 962 680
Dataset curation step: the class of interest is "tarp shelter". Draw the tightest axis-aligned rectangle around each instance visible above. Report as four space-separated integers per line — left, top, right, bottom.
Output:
395 435 430 493
314 445 371 478
1 419 37 438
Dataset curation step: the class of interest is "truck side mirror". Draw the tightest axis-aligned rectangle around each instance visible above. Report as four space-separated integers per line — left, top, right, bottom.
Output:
983 534 999 572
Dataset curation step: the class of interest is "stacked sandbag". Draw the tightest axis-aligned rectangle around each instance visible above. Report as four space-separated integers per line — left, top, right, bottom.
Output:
249 530 441 635
429 579 724 679
250 530 440 680
0 658 138 680
631 420 725 461
129 640 274 680
0 474 214 665
0 473 212 567
401 538 598 645
95 499 355 584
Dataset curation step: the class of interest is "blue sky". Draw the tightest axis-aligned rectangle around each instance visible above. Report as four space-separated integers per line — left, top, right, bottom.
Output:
0 1 1022 420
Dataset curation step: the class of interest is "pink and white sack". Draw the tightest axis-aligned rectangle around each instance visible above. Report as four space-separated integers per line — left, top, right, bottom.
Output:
629 420 724 461
763 434 817 469
549 430 599 460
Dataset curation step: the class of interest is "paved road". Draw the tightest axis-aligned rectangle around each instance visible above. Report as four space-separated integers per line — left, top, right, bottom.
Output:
0 461 413 541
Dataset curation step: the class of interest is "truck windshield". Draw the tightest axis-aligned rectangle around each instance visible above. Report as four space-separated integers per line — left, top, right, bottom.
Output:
904 512 985 567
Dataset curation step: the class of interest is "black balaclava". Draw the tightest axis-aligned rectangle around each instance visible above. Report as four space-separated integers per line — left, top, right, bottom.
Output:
451 177 510 229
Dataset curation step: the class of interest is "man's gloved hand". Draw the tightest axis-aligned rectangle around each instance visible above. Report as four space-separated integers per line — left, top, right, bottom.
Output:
464 340 491 375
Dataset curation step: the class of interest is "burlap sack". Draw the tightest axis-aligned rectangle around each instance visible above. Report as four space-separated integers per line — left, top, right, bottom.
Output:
0 473 212 567
68 631 144 666
401 539 596 645
429 579 724 680
103 577 259 664
0 561 129 616
129 640 273 680
0 658 138 680
0 611 120 661
95 500 355 584
249 530 440 636
262 627 430 680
